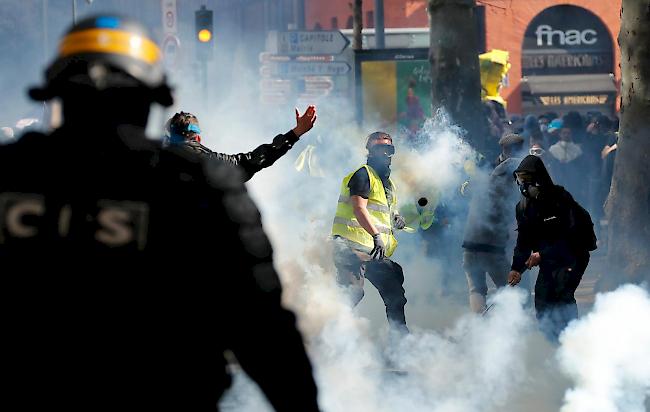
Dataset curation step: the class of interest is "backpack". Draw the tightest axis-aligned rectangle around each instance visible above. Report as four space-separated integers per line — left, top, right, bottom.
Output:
515 190 598 252
570 198 598 252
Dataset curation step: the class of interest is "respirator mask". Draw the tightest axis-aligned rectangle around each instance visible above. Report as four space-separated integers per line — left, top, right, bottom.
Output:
515 172 541 198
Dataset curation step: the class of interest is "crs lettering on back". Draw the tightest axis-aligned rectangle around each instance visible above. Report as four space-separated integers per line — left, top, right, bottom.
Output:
0 193 149 250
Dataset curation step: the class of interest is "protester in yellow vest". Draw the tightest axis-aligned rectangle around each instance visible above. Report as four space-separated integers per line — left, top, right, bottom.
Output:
331 132 409 333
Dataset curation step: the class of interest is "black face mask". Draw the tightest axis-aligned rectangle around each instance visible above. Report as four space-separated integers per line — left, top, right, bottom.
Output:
368 147 394 177
517 181 541 199
515 172 541 199
368 144 395 168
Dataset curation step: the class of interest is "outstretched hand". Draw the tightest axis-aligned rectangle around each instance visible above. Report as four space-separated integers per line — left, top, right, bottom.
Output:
292 105 317 137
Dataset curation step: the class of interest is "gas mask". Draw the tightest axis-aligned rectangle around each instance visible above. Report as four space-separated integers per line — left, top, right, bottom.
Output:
515 172 541 198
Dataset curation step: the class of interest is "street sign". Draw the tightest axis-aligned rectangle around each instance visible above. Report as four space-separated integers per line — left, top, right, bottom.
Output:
304 76 334 92
260 78 293 93
162 34 181 71
267 30 350 56
296 55 335 62
260 93 290 105
264 61 351 77
161 0 177 35
259 65 274 78
259 52 291 63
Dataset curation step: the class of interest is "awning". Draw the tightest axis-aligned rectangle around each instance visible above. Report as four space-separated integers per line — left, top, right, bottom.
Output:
521 73 617 94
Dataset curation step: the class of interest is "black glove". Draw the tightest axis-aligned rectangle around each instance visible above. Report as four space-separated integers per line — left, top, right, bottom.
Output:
370 233 386 260
393 214 406 230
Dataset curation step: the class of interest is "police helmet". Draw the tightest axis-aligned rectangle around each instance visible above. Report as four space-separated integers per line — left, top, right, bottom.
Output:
30 15 172 106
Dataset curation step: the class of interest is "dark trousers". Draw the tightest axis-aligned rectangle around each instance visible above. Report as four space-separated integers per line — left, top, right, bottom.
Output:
333 242 408 332
535 253 590 340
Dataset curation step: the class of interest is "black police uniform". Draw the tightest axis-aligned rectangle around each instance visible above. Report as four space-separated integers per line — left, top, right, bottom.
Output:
0 125 319 410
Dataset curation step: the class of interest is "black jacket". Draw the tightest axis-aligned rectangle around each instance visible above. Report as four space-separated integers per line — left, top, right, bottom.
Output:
0 126 318 411
511 155 590 273
182 130 299 181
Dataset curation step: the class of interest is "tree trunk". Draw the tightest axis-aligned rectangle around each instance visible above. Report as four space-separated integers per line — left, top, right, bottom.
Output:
603 0 650 288
428 0 488 154
352 0 363 50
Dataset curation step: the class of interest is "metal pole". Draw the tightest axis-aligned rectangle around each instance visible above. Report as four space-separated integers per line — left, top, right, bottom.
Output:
72 0 77 24
43 0 49 63
374 0 385 49
202 61 208 105
294 0 305 29
352 0 362 50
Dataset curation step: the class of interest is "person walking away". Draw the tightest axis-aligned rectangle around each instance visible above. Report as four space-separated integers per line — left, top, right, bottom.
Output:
463 134 528 313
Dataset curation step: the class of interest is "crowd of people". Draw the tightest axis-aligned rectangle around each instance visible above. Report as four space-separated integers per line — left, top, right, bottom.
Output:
486 102 619 237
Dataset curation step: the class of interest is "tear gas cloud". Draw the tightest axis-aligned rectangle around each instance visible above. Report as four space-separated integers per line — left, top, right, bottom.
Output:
163 42 650 412
558 284 650 412
1 3 649 411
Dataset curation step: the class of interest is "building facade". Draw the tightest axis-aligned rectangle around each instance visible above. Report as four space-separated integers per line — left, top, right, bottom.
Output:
305 0 622 115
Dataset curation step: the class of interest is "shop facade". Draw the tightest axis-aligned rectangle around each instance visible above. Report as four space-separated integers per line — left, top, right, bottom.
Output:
305 0 622 116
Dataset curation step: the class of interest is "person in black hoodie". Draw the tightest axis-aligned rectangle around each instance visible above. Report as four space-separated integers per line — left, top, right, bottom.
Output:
165 108 316 182
508 155 595 340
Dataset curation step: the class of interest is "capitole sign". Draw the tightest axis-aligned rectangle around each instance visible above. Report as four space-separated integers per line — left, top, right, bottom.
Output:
522 5 613 76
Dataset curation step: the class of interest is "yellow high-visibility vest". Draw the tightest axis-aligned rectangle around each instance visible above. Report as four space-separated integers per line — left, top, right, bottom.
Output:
331 165 398 257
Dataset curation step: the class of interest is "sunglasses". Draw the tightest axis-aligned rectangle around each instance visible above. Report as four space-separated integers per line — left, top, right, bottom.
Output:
529 147 545 156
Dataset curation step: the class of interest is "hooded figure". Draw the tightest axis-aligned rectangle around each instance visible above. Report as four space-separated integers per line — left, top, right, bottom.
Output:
508 155 596 341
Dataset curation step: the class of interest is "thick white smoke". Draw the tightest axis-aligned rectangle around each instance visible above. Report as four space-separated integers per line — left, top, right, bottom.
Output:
167 33 649 412
558 284 650 412
217 102 550 411
392 112 476 204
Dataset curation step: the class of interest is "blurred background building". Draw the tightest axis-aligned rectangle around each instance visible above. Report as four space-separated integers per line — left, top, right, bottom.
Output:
306 0 622 116
0 0 622 129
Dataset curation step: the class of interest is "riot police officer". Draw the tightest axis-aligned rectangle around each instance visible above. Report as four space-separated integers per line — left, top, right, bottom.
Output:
0 15 319 411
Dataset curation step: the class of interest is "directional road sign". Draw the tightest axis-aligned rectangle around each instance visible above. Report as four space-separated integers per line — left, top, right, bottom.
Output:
267 30 350 56
263 61 351 77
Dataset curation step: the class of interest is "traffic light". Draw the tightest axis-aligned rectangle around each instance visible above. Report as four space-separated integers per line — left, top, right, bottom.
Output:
195 5 214 60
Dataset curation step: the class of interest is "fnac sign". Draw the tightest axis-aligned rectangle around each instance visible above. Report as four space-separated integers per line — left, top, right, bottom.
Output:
535 25 597 46
522 5 613 76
